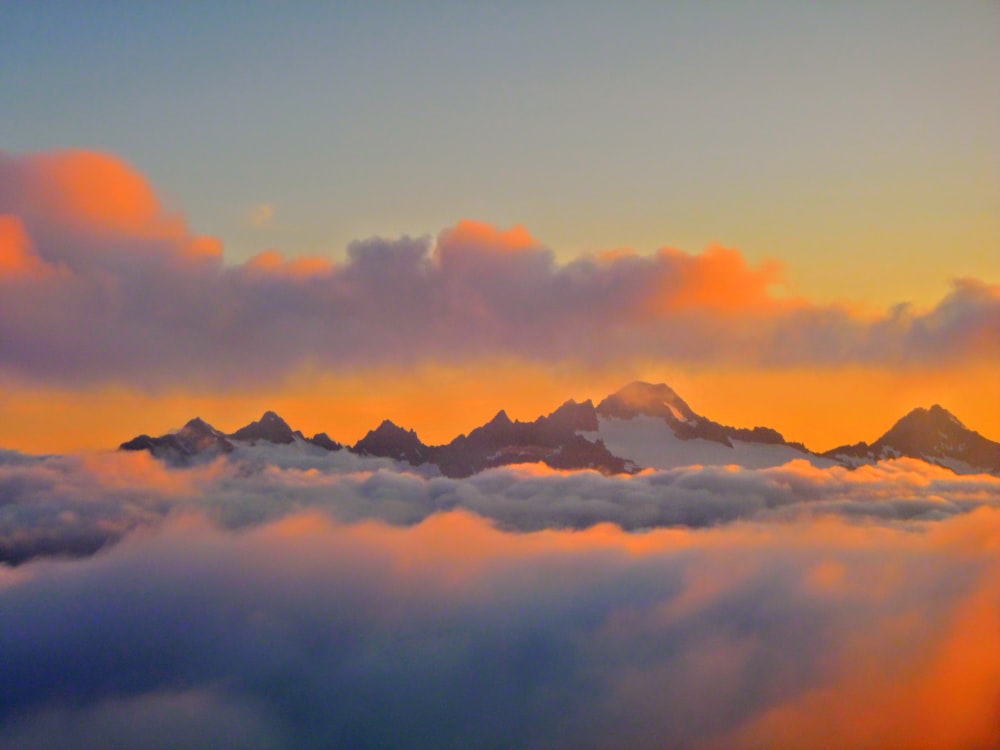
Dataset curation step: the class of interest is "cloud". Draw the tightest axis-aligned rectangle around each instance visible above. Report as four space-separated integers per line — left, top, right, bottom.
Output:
3 446 999 566
0 148 998 388
0 501 997 749
0 216 48 278
249 203 275 228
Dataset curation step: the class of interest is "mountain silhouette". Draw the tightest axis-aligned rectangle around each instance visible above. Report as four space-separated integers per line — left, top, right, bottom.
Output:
825 405 1000 473
119 383 999 475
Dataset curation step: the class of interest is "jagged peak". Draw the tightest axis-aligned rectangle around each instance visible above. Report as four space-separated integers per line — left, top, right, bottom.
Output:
597 381 697 422
353 419 426 463
616 380 682 397
181 417 217 433
488 409 513 427
360 420 423 444
307 432 342 451
892 404 966 431
230 410 296 443
927 404 965 427
866 403 998 468
553 397 595 411
544 398 599 432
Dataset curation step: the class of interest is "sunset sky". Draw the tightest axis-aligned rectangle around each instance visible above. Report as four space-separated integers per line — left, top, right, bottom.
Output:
1 1 998 450
2 5 1000 749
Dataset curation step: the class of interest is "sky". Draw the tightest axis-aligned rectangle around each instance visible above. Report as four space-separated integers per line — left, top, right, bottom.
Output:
0 1 998 450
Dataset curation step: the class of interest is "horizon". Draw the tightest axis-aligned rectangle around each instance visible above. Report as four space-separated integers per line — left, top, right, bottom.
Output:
110 378 994 457
5 363 998 455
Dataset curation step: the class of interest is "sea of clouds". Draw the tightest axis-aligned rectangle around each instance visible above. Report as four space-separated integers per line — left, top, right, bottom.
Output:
1 448 998 749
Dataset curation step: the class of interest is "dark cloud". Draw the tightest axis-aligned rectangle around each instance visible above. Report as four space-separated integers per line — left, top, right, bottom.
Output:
1 151 998 387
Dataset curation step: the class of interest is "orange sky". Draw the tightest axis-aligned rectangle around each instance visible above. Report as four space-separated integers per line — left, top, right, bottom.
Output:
2 361 998 455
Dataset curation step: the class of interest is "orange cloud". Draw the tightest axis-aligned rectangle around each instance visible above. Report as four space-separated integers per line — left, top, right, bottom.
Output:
437 219 538 254
245 249 332 278
23 150 165 236
0 215 47 278
720 560 1000 749
649 245 791 314
0 149 221 265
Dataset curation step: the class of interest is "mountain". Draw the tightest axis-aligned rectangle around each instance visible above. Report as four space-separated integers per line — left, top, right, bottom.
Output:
229 410 296 444
596 381 698 423
120 411 341 464
116 383 999 476
120 417 234 462
353 420 429 465
825 405 1000 474
584 381 826 471
346 404 627 478
430 402 628 478
307 432 343 451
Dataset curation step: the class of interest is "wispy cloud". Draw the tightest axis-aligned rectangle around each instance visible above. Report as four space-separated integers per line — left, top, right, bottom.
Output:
248 203 275 228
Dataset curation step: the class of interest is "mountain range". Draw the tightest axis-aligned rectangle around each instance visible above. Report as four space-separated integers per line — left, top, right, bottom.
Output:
120 381 1000 476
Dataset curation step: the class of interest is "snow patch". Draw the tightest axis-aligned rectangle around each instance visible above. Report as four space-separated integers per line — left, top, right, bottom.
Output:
581 416 836 471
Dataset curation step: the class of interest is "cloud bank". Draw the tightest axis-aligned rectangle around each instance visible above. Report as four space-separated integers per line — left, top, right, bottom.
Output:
2 447 998 748
1 149 997 387
1 500 997 749
3 446 999 565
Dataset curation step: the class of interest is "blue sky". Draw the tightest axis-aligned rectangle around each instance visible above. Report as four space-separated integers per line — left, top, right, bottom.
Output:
1 1 997 305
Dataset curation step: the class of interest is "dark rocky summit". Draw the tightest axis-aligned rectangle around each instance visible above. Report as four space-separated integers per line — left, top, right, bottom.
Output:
353 420 429 465
120 417 234 462
825 405 1000 473
229 411 296 444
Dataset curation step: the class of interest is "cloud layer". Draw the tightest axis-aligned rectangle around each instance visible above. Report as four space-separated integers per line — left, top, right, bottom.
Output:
3 445 999 565
1 149 997 387
2 447 999 748
1 496 997 749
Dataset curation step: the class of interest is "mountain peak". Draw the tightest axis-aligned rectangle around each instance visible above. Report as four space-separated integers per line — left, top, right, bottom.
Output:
372 419 410 435
353 420 426 464
181 417 218 435
597 381 698 423
886 404 966 440
306 432 342 451
120 416 233 462
543 398 598 432
924 404 964 428
488 409 512 427
229 411 295 444
827 404 999 474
